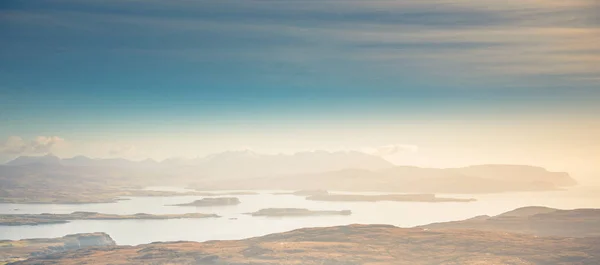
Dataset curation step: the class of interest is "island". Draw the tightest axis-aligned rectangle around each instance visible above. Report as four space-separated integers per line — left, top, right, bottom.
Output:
418 206 600 237
0 189 252 204
125 190 260 197
272 189 330 196
0 212 219 226
168 197 241 207
306 193 476 203
0 232 115 264
11 224 600 265
246 208 352 217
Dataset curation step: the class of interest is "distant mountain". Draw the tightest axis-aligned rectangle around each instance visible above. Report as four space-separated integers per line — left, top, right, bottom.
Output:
4 150 394 179
6 154 62 166
2 153 577 195
0 151 397 203
60 155 94 166
8 155 163 168
61 156 153 168
420 206 600 237
454 164 577 187
192 165 577 193
190 150 394 179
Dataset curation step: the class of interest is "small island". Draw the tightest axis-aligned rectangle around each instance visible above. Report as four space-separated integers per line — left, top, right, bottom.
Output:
306 193 476 203
0 188 257 205
273 189 330 196
0 212 219 226
246 208 352 217
168 197 241 207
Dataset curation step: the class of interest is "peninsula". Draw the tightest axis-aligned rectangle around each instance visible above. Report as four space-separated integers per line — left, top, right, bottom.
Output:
0 212 219 226
306 193 476 203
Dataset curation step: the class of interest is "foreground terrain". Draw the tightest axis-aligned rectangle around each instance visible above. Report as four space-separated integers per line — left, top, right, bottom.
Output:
4 207 600 264
0 233 115 264
10 224 600 265
420 206 600 237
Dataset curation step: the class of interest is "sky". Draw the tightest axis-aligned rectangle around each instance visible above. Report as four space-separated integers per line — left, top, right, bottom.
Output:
0 0 599 182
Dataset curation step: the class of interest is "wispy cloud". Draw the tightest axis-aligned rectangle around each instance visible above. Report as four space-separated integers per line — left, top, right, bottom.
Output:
1 0 598 100
0 136 65 155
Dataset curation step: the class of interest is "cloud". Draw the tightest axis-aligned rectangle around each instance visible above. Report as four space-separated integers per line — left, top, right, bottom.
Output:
0 136 65 155
366 144 419 156
1 0 598 94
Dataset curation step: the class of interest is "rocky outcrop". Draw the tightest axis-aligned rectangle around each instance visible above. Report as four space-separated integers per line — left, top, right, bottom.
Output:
62 233 117 249
0 233 115 264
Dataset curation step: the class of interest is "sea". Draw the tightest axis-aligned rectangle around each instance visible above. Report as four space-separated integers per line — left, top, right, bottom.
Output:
1 186 599 245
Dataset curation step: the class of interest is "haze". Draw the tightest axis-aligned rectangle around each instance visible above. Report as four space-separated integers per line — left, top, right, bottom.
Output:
1 1 600 264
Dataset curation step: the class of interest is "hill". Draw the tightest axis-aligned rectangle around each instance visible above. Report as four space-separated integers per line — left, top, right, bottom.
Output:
420 206 600 237
10 224 600 265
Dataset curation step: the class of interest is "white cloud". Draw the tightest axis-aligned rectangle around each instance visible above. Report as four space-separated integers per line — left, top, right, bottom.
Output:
0 136 65 155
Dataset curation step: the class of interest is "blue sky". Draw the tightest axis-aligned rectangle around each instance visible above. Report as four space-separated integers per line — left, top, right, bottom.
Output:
1 0 599 176
2 1 598 116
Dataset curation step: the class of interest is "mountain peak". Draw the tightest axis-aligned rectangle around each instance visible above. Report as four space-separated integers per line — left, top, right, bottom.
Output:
7 154 62 166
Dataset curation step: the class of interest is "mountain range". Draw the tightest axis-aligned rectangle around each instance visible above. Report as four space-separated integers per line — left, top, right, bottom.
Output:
5 150 393 179
188 163 576 193
1 151 577 199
